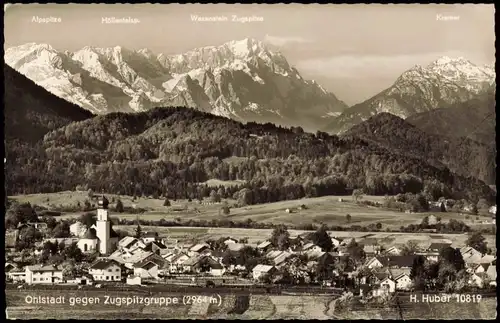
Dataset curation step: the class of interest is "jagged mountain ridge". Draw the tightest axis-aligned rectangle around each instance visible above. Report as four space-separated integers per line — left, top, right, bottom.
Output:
5 38 348 132
343 112 496 184
324 56 495 134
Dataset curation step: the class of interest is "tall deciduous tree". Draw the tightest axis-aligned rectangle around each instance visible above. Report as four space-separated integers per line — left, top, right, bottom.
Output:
466 232 488 254
312 224 333 252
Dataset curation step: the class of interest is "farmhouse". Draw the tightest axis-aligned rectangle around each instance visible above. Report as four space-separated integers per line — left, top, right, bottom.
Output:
365 257 384 269
371 278 396 296
133 260 160 280
302 242 322 253
75 275 94 286
461 246 482 259
416 251 439 262
380 277 396 293
142 231 159 244
478 255 496 264
330 237 341 248
394 273 412 290
272 251 293 267
365 256 416 270
384 246 402 256
89 259 122 282
305 249 324 261
252 264 276 280
5 231 18 250
428 215 438 225
208 262 225 276
166 252 191 273
25 265 63 285
7 270 26 283
109 248 154 269
224 238 238 245
5 262 15 273
468 273 484 288
427 242 452 252
189 243 211 255
474 263 490 274
126 275 142 286
363 244 381 256
118 237 146 252
178 255 204 273
143 240 168 255
257 241 273 252
486 265 496 286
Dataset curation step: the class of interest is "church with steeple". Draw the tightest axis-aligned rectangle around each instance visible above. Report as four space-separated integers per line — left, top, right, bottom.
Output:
96 195 119 255
74 195 119 255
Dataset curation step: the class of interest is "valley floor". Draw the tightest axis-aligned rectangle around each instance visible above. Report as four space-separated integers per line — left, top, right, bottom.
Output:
10 191 494 231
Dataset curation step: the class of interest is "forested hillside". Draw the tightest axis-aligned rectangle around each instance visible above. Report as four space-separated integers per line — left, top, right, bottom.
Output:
344 113 496 184
5 106 495 205
407 90 495 147
4 64 94 143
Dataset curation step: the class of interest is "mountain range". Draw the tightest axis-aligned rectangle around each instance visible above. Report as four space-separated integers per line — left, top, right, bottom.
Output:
4 62 495 205
4 36 496 205
5 40 495 134
324 57 495 133
5 39 348 132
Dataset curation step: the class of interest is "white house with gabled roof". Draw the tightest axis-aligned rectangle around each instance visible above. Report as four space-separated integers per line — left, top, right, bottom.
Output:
25 265 63 285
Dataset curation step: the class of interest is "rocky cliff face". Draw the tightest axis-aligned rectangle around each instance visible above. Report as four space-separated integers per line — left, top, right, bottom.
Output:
5 38 348 132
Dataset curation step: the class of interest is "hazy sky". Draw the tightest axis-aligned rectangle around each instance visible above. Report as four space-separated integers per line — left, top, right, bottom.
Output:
4 4 495 105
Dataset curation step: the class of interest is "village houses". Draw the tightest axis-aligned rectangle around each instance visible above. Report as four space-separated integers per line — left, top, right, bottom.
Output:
25 265 63 285
89 259 122 282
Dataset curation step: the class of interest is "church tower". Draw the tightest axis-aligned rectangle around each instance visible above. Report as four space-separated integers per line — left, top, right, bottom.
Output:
96 195 111 255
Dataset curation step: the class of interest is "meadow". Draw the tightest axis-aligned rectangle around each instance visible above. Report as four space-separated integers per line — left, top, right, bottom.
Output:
10 191 493 230
112 225 496 250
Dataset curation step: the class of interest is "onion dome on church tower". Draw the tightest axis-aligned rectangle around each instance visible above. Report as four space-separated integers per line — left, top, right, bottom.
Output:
98 195 109 209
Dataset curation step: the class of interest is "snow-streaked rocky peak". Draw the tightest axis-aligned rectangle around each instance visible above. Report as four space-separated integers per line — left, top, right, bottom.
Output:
5 39 348 131
325 56 496 134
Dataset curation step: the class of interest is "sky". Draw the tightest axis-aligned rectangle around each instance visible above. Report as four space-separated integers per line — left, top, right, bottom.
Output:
4 3 495 105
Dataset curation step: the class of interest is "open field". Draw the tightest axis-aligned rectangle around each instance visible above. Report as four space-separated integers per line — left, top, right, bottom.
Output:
9 191 493 230
6 289 496 320
112 225 496 250
335 298 497 320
